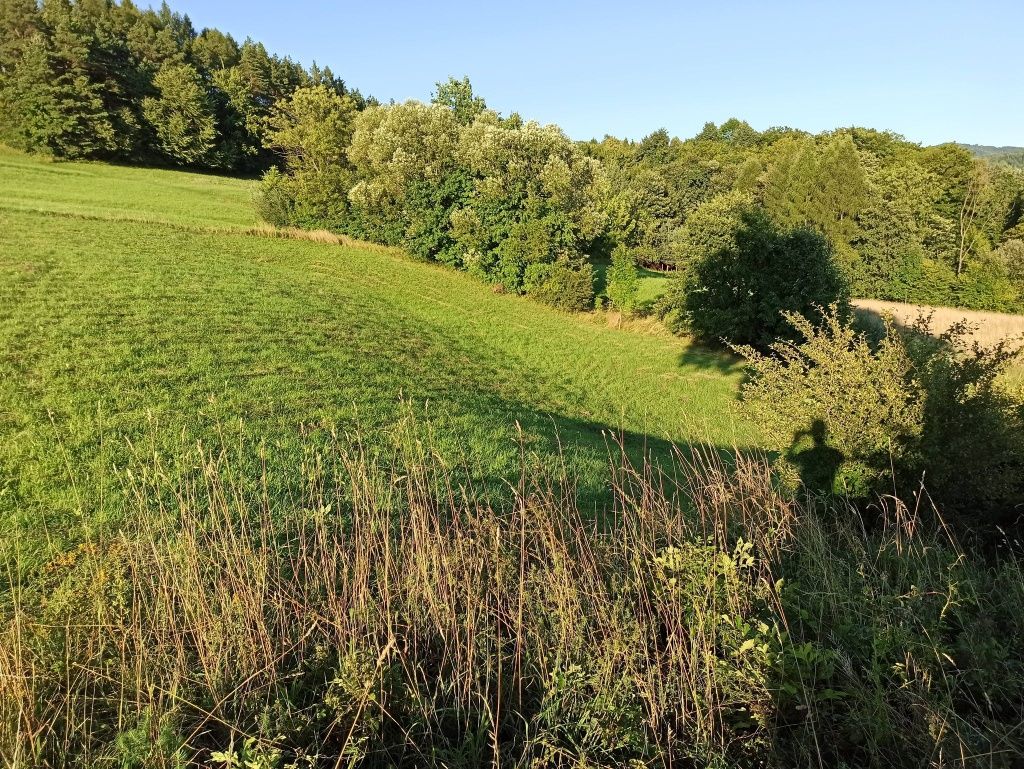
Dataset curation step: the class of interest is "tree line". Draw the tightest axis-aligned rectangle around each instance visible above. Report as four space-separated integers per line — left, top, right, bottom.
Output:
258 80 1024 315
3 1 1023 316
0 0 368 172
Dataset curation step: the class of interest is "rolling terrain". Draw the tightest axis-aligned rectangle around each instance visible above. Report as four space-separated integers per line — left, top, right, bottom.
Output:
0 148 755 556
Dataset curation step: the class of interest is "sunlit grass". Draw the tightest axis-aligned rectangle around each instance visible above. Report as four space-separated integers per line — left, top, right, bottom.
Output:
0 149 755 558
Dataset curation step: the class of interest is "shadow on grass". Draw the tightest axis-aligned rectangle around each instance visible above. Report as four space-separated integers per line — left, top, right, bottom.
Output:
678 342 746 376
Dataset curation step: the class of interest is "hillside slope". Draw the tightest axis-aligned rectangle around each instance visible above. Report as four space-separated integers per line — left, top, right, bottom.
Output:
962 143 1024 168
0 150 754 549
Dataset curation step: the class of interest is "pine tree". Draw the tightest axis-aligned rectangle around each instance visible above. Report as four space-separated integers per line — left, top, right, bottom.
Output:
0 32 54 151
40 1 116 158
815 133 868 243
0 0 46 150
142 61 215 165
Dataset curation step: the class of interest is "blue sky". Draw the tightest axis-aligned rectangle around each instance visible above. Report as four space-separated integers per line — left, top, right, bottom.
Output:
171 1 1023 147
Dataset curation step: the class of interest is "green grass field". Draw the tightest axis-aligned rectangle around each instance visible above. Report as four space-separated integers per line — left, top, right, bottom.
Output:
0 149 755 556
5 150 1024 769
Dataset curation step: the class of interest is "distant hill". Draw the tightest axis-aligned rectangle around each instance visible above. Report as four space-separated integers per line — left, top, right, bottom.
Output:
961 144 1024 168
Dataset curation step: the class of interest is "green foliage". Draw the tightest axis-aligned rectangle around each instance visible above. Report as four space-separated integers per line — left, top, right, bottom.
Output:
454 112 607 287
739 307 1024 519
258 85 358 228
347 100 463 238
904 319 1024 521
114 708 186 769
4 147 1024 769
682 212 849 349
265 85 357 175
591 125 1024 314
7 420 1024 768
605 244 639 312
431 75 486 124
191 28 239 72
403 169 473 265
673 189 754 269
5 2 1024 314
254 166 295 227
343 102 605 308
524 258 595 311
0 0 358 172
738 308 922 496
995 238 1024 297
142 62 217 165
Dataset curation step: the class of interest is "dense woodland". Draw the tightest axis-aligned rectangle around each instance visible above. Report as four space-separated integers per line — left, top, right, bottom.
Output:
0 0 367 172
3 1 1024 318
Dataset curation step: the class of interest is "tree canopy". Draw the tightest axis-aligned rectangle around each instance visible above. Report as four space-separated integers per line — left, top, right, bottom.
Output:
4 2 1023 314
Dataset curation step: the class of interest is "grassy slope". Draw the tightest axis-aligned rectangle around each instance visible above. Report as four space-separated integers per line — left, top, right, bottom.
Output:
0 149 754 553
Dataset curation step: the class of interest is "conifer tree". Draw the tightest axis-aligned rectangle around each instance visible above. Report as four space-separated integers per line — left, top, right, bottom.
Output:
142 61 215 165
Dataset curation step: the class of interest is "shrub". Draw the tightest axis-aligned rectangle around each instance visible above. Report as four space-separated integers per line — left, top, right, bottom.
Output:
737 307 922 497
904 319 1024 522
253 167 296 227
524 259 595 312
653 275 690 334
682 212 849 349
605 244 639 312
738 307 1024 521
954 252 1020 312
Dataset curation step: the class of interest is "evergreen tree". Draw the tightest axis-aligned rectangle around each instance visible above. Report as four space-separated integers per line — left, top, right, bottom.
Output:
191 28 240 72
142 61 215 165
0 32 54 151
815 133 868 243
40 0 116 158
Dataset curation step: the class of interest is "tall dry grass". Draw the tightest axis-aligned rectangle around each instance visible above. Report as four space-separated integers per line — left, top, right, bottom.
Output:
853 299 1024 348
243 223 406 257
1 423 1022 768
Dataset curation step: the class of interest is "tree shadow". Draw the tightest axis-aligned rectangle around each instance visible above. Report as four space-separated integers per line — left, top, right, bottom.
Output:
678 342 745 375
851 304 913 343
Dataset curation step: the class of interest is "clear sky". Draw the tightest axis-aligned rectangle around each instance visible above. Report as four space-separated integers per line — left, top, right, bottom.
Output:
170 0 1022 147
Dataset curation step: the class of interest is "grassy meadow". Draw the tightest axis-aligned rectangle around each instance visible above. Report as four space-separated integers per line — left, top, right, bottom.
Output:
0 149 754 560
3 150 1024 768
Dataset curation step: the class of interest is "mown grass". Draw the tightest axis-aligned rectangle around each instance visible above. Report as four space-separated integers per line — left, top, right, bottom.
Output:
590 257 674 307
0 146 257 230
0 150 754 565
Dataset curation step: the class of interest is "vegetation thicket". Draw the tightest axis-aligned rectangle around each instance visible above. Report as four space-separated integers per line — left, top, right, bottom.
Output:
737 307 1024 516
3 422 1024 768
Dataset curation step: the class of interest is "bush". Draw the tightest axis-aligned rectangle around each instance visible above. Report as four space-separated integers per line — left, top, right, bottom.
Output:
253 167 296 227
905 319 1024 522
682 212 849 349
524 259 595 312
738 307 1024 522
737 307 922 497
605 244 639 312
